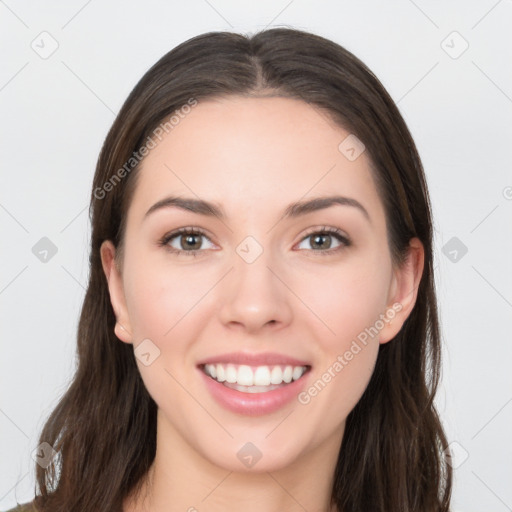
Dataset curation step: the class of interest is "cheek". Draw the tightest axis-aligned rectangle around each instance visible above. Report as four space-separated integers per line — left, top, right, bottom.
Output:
292 254 392 351
122 260 208 407
301 342 378 436
123 255 210 342
295 266 386 433
303 255 391 416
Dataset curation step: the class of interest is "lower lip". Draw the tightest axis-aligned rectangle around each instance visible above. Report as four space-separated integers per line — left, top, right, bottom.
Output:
198 367 310 416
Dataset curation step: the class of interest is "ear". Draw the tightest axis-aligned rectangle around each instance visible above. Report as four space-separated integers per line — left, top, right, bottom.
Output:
379 237 425 344
100 240 133 344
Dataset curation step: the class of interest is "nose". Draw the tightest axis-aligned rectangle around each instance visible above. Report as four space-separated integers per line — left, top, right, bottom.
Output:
218 247 293 334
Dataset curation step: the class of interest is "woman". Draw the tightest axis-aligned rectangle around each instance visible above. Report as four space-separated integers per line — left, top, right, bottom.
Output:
9 28 452 511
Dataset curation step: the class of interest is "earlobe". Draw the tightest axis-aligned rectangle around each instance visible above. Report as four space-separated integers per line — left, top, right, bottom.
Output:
379 237 425 344
114 320 131 343
100 240 133 344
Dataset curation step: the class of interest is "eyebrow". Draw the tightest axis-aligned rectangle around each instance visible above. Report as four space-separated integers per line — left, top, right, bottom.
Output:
144 195 370 223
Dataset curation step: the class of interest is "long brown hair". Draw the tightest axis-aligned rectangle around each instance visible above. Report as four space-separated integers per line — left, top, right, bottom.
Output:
33 28 452 511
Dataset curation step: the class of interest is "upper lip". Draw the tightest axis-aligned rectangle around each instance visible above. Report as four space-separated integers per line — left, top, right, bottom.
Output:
196 352 311 367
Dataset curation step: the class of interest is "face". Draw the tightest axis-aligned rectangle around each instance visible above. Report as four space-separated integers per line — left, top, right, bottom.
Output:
101 96 423 473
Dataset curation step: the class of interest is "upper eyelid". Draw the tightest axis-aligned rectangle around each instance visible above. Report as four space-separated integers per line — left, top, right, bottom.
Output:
163 226 347 238
301 225 348 237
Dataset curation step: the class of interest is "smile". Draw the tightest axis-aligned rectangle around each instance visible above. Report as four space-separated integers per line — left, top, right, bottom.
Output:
196 351 312 415
201 363 309 393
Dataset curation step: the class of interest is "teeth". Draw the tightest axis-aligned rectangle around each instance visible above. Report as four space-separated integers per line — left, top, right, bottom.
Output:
254 366 270 386
215 364 225 382
203 363 308 387
208 364 217 379
225 364 237 383
292 366 303 381
237 365 254 386
270 366 283 385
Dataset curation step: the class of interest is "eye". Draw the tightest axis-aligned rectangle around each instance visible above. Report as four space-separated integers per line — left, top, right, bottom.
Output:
158 226 351 257
296 227 351 254
159 228 215 256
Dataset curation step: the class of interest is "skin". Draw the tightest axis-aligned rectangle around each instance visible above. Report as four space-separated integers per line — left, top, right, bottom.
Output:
100 96 424 512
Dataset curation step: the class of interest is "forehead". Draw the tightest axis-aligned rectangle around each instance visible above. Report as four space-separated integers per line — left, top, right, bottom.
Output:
128 96 384 223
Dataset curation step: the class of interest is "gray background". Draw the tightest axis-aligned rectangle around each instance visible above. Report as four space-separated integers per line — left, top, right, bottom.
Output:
1 1 511 511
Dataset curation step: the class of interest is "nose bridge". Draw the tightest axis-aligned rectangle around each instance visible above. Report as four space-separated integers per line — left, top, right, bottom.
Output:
218 235 292 331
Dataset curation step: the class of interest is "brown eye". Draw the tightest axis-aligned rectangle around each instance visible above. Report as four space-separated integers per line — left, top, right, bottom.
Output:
310 233 334 250
159 228 215 255
179 233 203 250
296 228 351 253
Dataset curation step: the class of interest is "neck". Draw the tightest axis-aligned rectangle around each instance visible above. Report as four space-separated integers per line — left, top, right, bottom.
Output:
123 409 343 512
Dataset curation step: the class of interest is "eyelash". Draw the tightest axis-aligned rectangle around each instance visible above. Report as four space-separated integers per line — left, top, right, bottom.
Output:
158 226 352 257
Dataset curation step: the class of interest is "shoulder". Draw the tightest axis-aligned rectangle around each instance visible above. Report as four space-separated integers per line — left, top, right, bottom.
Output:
3 502 37 512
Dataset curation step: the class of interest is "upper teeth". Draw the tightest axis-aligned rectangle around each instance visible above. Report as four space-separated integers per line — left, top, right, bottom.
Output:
203 364 307 386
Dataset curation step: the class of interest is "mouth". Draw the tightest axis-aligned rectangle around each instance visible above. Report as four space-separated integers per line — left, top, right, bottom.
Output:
196 354 312 416
199 363 311 393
